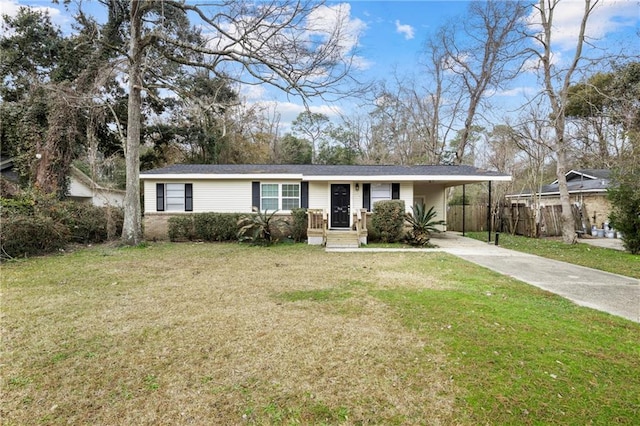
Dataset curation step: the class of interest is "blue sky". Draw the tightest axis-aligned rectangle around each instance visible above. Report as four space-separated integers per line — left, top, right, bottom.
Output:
2 0 639 129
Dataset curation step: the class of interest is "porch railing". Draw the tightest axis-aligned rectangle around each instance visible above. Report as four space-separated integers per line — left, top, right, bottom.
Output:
353 208 368 235
307 209 327 243
307 208 368 244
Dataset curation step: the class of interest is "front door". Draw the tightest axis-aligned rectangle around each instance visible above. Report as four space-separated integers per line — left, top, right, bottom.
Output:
331 184 350 228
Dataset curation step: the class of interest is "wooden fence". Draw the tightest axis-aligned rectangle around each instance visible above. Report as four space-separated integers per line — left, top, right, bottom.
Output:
447 204 491 232
447 204 590 237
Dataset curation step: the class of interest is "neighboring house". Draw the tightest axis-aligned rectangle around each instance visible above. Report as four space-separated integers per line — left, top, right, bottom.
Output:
506 169 612 229
140 164 510 245
67 166 125 207
0 157 125 207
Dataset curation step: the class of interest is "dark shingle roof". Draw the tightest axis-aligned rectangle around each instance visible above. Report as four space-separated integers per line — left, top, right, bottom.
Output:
140 163 508 178
509 169 610 197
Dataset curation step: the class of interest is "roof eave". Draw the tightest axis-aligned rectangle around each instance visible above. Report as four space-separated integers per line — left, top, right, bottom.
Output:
140 173 305 180
505 188 607 198
140 173 512 182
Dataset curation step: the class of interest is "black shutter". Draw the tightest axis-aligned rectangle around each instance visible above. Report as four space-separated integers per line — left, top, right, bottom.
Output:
185 183 193 211
156 183 165 211
392 183 400 200
252 181 260 210
363 183 371 211
301 182 309 208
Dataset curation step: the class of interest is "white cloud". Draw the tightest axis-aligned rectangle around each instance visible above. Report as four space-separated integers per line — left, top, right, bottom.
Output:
0 0 65 36
395 20 415 40
492 86 538 97
240 84 267 101
0 0 21 16
307 3 368 67
527 0 639 51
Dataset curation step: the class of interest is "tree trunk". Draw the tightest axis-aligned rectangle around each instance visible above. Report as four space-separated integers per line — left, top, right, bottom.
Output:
555 147 576 244
121 1 143 245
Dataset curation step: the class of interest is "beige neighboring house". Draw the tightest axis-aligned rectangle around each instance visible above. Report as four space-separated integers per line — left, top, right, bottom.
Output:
68 166 125 207
140 164 511 245
506 169 612 229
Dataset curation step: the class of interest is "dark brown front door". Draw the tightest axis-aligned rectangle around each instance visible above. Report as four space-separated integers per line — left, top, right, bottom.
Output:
331 184 350 228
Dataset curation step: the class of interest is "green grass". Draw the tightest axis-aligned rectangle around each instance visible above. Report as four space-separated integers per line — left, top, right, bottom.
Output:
466 231 640 279
2 243 639 425
376 256 640 424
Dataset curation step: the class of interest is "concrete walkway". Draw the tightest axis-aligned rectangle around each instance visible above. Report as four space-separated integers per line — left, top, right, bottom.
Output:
579 236 625 251
327 233 640 323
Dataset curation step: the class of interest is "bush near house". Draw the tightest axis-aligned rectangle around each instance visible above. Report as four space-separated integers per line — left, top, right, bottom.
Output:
371 200 406 243
168 213 242 242
194 213 242 242
237 209 290 245
405 203 446 247
0 191 123 258
289 208 308 242
167 216 197 241
168 211 301 244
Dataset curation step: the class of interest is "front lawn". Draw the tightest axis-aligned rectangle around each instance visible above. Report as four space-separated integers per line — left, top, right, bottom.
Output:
465 232 640 279
2 243 639 424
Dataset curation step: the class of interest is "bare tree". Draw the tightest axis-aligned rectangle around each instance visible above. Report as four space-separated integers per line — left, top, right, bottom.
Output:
432 0 527 165
118 0 362 245
526 0 599 244
510 104 555 236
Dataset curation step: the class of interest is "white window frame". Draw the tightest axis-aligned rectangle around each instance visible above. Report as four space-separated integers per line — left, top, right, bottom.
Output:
260 183 300 212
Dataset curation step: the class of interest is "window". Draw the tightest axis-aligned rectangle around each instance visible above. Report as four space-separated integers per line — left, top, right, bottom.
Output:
156 183 192 212
282 184 300 210
259 183 300 211
371 183 391 206
166 183 185 211
363 182 400 211
261 184 279 211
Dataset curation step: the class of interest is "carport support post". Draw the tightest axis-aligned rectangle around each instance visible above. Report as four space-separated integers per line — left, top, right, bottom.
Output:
462 185 466 236
487 181 492 243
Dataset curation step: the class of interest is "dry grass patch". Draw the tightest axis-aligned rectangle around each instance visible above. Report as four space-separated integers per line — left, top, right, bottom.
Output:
2 244 456 425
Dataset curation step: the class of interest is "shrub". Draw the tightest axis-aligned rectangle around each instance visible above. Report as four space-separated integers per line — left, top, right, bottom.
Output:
405 203 446 247
1 195 35 216
289 208 308 242
1 215 70 258
371 200 406 243
49 202 124 243
238 208 289 245
193 213 241 242
168 216 196 241
608 168 640 254
1 188 123 259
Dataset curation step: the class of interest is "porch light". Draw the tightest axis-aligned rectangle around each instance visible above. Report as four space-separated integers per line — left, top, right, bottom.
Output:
355 183 360 191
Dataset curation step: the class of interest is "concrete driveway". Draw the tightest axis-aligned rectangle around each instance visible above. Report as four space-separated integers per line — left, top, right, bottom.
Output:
430 233 640 323
329 233 639 323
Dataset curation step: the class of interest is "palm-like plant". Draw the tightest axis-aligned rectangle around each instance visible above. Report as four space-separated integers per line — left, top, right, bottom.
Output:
405 203 446 246
237 208 288 245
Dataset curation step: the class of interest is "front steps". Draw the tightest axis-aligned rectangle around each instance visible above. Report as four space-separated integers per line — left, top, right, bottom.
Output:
325 230 360 248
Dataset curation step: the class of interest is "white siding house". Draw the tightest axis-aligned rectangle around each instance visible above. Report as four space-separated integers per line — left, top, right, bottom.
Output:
140 164 511 244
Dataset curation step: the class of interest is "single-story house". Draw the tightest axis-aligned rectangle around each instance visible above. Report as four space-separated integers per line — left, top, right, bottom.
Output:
0 157 125 207
67 166 126 207
140 164 510 245
505 169 611 229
